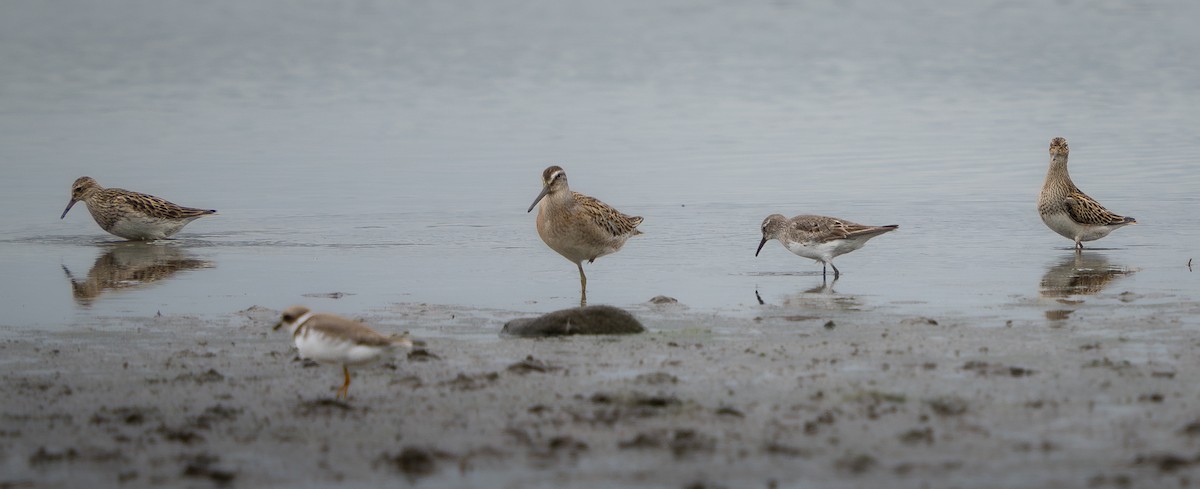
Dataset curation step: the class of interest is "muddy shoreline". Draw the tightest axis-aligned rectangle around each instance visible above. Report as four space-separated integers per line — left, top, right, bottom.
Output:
2 297 1199 488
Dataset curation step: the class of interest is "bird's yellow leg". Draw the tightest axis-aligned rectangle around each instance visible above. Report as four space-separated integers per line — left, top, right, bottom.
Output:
577 262 587 307
336 365 351 400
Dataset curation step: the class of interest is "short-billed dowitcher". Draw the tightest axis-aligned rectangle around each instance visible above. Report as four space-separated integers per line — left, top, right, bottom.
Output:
1037 137 1136 251
61 176 216 240
527 166 643 307
273 306 414 400
755 214 897 279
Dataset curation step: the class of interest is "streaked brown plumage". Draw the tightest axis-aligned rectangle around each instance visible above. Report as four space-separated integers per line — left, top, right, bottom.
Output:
61 244 213 305
756 214 897 279
527 166 643 306
1037 138 1136 251
61 176 216 240
273 305 413 400
1039 252 1135 298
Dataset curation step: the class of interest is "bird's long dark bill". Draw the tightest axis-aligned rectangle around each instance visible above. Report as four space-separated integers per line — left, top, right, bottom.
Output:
755 237 768 256
272 321 283 331
527 185 551 213
60 199 78 219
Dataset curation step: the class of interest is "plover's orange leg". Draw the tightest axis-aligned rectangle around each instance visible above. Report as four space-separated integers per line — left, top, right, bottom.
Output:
336 365 351 400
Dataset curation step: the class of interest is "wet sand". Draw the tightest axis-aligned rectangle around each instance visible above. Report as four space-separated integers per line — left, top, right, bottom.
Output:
3 294 1199 489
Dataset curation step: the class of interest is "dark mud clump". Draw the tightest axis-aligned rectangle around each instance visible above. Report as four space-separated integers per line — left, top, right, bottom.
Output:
501 305 645 337
507 355 562 374
180 453 236 485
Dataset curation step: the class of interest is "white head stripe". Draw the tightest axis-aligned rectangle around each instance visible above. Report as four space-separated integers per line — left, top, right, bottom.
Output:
291 311 315 332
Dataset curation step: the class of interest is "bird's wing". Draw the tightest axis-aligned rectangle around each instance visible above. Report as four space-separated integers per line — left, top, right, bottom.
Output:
1064 191 1129 226
305 314 398 347
574 192 643 237
796 216 895 243
113 191 215 219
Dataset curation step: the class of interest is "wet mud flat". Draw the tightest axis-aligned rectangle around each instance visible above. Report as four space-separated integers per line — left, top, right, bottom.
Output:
2 298 1200 488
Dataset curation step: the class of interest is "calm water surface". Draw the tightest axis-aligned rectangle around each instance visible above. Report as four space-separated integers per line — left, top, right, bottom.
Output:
1 0 1197 330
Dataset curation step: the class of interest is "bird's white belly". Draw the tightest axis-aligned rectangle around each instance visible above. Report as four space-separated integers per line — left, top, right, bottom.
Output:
1041 212 1112 242
785 239 858 263
109 216 188 240
295 331 386 366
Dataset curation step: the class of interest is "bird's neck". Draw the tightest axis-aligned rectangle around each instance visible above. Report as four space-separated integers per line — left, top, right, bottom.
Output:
289 311 315 336
1045 155 1072 185
543 189 576 211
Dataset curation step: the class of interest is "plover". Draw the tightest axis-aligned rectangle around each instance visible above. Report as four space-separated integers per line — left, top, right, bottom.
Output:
273 305 413 400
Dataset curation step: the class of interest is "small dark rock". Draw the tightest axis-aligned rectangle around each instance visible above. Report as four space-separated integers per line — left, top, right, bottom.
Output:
715 406 744 417
297 398 355 415
1182 420 1200 436
835 452 877 474
181 453 236 485
648 295 678 304
407 349 441 362
158 425 204 445
926 397 969 417
899 427 934 445
764 442 811 458
29 447 78 465
440 372 499 391
669 429 715 457
1134 453 1198 473
634 372 678 385
823 320 836 330
507 355 561 374
386 447 439 478
1138 393 1164 403
547 436 588 453
619 432 664 449
501 305 645 337
175 369 225 384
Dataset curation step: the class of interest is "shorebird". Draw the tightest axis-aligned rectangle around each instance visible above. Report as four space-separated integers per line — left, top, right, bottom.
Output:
273 306 413 400
756 214 897 279
60 176 216 240
527 166 643 307
1038 137 1136 251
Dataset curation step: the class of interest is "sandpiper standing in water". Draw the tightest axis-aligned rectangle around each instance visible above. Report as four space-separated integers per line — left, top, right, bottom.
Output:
527 166 643 307
61 176 216 240
756 214 897 279
1037 137 1136 251
273 306 413 400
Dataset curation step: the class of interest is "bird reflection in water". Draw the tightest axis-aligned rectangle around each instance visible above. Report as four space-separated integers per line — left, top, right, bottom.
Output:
62 243 214 305
1039 252 1135 298
757 277 862 311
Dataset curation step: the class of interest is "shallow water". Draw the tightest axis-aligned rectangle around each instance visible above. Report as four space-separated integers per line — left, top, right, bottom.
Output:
1 0 1197 330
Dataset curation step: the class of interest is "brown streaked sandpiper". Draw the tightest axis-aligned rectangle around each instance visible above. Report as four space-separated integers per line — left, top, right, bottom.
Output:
60 176 216 240
1037 137 1136 251
273 305 413 400
527 166 643 307
756 214 897 279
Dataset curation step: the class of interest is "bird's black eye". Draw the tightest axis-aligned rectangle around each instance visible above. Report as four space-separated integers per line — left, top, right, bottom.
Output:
282 314 294 322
